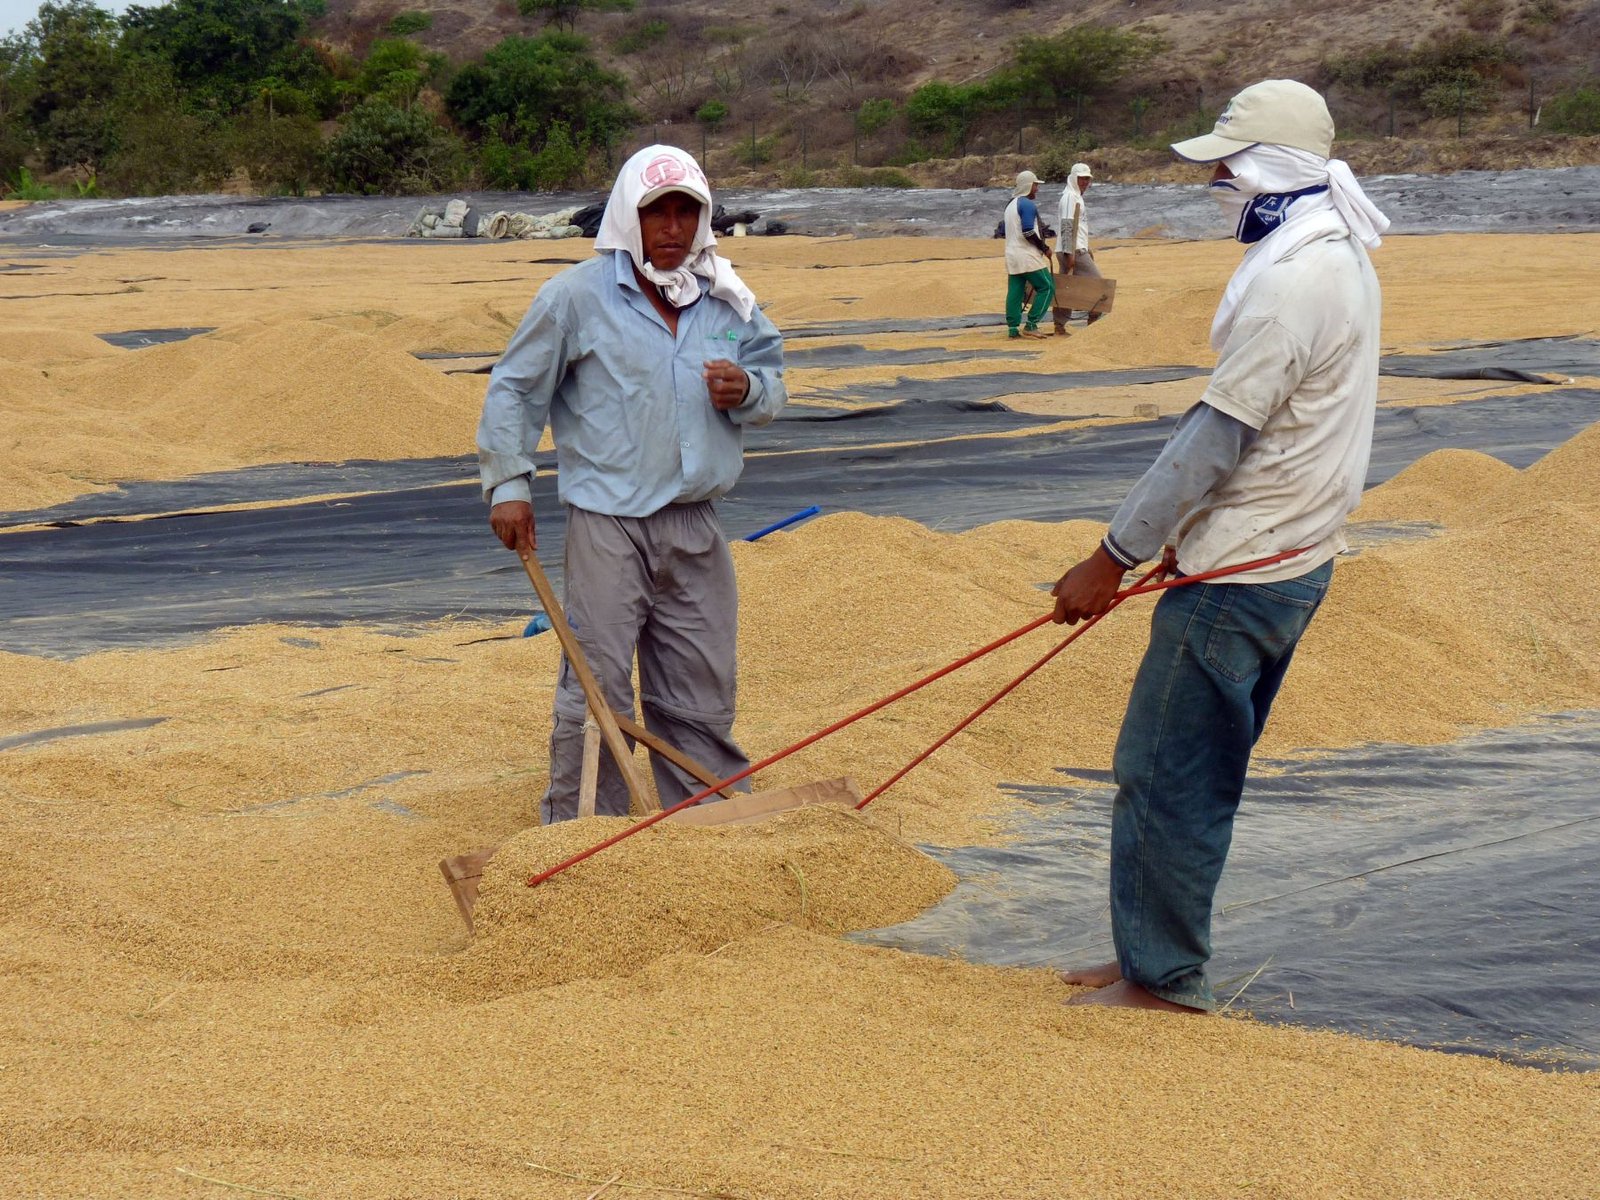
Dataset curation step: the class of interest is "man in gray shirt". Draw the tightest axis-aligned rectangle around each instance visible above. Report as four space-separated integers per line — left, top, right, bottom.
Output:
477 146 787 823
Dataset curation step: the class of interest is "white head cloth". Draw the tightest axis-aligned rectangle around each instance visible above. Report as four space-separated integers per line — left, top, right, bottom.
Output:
594 144 757 321
1065 161 1092 203
1210 143 1390 350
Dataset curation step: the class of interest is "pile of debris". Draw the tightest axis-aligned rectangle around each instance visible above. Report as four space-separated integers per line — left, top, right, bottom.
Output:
408 199 587 241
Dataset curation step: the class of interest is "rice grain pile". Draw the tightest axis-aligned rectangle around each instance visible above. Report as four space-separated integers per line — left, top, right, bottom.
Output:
1 230 1598 1197
447 804 955 997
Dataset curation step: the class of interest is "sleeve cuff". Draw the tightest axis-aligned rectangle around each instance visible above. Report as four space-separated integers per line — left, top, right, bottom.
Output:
728 369 765 419
1102 534 1140 571
489 476 532 506
1197 389 1268 432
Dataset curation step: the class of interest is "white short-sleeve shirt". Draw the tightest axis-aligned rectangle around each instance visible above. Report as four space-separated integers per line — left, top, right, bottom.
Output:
1176 230 1382 582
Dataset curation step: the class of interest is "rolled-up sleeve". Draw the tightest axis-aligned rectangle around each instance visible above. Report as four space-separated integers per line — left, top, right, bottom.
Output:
728 307 787 428
1201 314 1310 430
476 296 572 504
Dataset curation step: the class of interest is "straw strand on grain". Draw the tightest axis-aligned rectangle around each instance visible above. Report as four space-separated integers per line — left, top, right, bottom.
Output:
173 1167 309 1200
524 1162 747 1198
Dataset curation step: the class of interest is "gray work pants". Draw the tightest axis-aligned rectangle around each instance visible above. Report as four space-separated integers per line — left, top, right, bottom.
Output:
539 502 750 824
1055 249 1102 277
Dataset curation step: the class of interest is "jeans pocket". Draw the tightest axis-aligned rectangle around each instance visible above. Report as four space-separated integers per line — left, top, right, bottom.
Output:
1240 568 1331 611
1201 571 1328 683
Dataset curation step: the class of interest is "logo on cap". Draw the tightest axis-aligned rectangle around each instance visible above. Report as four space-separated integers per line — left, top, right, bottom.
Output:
641 154 701 191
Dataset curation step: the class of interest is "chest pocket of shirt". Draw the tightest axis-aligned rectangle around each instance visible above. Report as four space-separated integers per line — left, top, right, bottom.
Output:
704 328 742 359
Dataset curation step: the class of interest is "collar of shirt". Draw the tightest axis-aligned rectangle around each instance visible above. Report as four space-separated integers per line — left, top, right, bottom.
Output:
611 248 704 331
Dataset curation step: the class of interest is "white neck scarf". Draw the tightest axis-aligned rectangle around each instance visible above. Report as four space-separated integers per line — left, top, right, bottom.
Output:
1209 144 1390 350
593 144 758 320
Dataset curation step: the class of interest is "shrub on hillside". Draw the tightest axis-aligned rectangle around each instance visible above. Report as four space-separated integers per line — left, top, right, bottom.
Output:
838 165 915 188
231 103 322 193
323 98 466 193
387 11 432 36
446 32 634 149
614 18 667 55
1002 23 1165 106
1543 85 1600 134
1035 123 1098 181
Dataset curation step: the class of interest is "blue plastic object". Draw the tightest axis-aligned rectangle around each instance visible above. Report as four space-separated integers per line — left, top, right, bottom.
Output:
523 613 552 637
744 504 821 542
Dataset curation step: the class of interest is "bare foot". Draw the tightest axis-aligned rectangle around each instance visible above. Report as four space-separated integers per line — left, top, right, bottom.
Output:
1056 960 1121 988
1065 979 1205 1014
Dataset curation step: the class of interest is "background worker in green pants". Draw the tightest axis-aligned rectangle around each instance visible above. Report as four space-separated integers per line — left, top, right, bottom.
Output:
1003 170 1055 339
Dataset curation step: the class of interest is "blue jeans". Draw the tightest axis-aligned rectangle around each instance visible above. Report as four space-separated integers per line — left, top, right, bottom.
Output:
1109 561 1333 1009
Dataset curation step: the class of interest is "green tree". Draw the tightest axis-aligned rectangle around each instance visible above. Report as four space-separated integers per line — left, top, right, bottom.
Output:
100 60 229 193
1005 23 1164 106
323 97 466 193
231 101 323 193
527 118 585 188
118 0 319 113
446 31 634 149
477 115 534 188
516 0 636 34
1324 31 1516 120
856 97 896 136
905 81 996 156
387 11 433 36
695 98 728 128
1542 84 1600 133
354 37 445 109
26 0 121 170
0 33 39 181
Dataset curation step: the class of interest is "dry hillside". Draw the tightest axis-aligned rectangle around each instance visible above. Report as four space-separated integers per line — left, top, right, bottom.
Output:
317 0 1600 118
306 0 1600 181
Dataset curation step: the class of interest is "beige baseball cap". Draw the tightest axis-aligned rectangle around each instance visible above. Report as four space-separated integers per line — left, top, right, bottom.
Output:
1171 79 1335 162
1013 170 1040 197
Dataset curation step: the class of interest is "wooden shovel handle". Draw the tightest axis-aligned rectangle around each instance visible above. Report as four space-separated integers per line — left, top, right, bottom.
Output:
614 713 738 800
520 552 655 814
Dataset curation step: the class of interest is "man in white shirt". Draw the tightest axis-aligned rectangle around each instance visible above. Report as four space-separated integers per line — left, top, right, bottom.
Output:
1048 80 1390 1012
1055 161 1103 332
1003 170 1055 339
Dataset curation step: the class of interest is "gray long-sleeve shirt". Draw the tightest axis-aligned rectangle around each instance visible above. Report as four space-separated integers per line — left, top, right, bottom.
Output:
1102 401 1260 569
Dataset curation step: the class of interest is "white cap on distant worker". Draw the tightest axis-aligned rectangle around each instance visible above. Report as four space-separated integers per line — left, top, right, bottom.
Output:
1013 170 1040 196
1170 79 1335 162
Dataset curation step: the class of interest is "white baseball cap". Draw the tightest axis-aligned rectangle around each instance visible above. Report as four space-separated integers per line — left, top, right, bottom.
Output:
1171 79 1335 162
1013 170 1040 196
635 147 712 209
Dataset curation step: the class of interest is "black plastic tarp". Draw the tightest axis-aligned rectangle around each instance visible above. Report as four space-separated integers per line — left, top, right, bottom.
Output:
1 387 1595 657
7 166 1599 243
861 714 1600 1069
1379 335 1600 382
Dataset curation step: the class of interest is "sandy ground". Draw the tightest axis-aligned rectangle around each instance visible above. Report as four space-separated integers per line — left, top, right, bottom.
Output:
2 232 1598 1197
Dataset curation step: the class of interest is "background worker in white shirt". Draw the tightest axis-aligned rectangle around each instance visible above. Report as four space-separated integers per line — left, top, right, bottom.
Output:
1003 169 1055 339
1055 161 1103 332
1048 80 1391 1012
